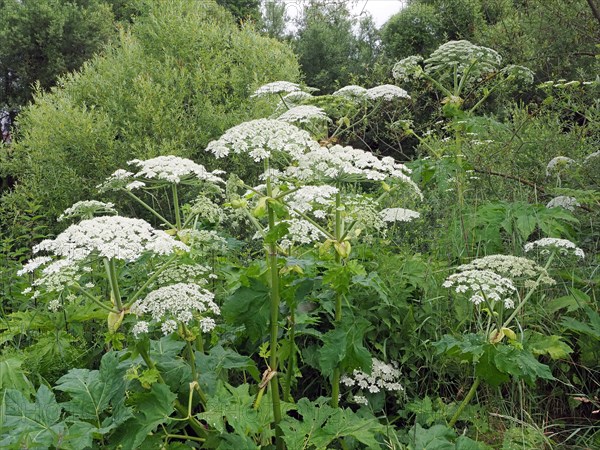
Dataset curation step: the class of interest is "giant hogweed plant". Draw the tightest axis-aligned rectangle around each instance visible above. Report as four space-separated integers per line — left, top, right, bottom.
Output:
6 84 422 448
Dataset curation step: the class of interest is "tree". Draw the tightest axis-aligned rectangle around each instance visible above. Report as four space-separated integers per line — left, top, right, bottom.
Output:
293 1 378 93
216 0 261 24
381 3 442 60
261 0 288 39
5 0 300 216
0 0 115 106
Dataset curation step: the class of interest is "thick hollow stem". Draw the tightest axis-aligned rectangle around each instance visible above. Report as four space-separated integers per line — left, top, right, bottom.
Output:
283 309 296 402
172 184 182 230
265 162 283 449
331 191 343 408
104 258 123 311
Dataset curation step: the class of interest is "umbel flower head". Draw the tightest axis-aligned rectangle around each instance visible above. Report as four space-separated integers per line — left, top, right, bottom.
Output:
366 85 411 101
31 216 188 265
98 156 225 192
392 56 424 83
524 238 585 259
341 358 404 395
380 208 420 223
57 200 117 222
546 196 579 212
284 144 422 197
443 269 517 309
206 119 320 162
457 255 555 288
128 155 225 185
251 81 301 97
425 40 502 78
546 156 575 177
332 85 368 100
130 283 220 336
277 105 331 124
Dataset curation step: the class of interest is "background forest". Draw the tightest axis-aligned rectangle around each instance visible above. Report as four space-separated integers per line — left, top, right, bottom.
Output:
0 0 598 448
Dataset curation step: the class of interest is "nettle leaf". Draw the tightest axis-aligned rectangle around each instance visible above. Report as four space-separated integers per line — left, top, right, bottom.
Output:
55 352 127 422
115 383 177 450
222 279 270 342
0 385 65 448
527 332 573 360
318 316 372 376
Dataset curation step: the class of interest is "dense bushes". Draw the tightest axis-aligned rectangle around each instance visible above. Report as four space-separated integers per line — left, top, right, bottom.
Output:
4 0 299 219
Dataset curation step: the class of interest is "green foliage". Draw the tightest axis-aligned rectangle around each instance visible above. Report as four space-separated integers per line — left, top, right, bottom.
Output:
407 423 491 449
382 3 443 59
5 0 299 218
279 397 385 449
0 0 115 106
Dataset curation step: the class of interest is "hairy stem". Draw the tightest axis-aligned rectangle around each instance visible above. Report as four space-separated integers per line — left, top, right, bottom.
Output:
449 376 481 427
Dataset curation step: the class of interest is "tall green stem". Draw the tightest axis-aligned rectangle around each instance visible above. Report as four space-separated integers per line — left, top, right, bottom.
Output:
502 252 555 329
448 376 480 427
138 345 207 438
103 258 123 311
265 162 283 449
283 308 296 402
331 190 343 408
172 184 182 230
123 189 175 229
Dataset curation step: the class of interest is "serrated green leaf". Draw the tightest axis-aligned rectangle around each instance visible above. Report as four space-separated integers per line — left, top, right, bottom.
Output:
0 385 65 448
55 352 126 422
0 357 34 398
493 346 554 385
264 221 290 244
527 332 573 360
433 334 486 363
279 397 335 450
222 280 270 342
115 383 177 450
318 316 371 376
409 424 455 450
561 307 600 340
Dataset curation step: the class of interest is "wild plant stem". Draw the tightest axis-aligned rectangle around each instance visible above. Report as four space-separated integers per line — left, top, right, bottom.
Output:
172 184 182 230
502 252 555 329
331 190 343 408
448 376 480 427
125 254 179 308
104 258 123 311
283 308 296 402
123 189 175 229
265 162 284 450
138 346 207 438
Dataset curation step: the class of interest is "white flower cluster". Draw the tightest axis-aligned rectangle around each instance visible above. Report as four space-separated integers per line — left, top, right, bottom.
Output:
425 40 502 78
58 200 117 222
345 196 386 234
277 105 331 124
332 85 368 100
251 81 301 97
205 119 320 162
524 238 585 259
392 56 424 83
341 359 404 394
177 229 228 253
130 283 220 337
97 169 135 192
31 216 188 266
380 208 420 223
187 196 224 224
366 85 411 101
502 65 535 84
546 196 580 211
286 185 338 216
539 79 598 89
442 269 517 309
285 145 420 195
154 263 213 287
457 255 555 288
279 218 326 249
546 156 575 177
128 156 225 185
